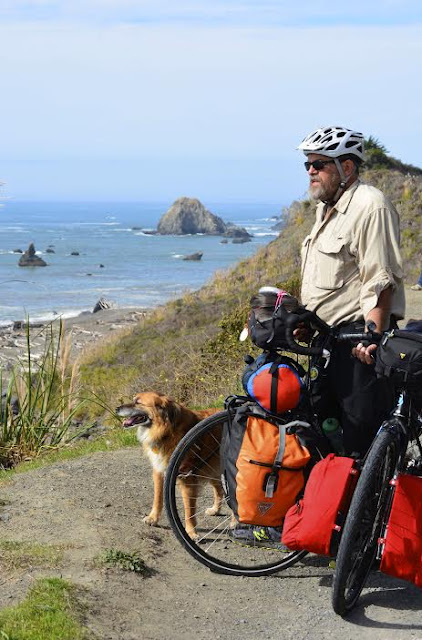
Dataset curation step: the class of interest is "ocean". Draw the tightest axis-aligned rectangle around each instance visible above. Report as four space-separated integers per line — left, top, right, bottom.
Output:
0 201 281 325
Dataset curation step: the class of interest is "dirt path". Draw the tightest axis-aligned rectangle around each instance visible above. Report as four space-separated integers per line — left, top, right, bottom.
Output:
1 447 422 640
0 288 419 639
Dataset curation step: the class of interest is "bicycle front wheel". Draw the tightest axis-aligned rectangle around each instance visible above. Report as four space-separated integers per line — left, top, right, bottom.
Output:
332 426 399 616
164 410 307 576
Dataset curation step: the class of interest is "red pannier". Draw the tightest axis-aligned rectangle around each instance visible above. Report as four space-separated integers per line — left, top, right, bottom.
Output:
380 473 422 587
281 454 359 556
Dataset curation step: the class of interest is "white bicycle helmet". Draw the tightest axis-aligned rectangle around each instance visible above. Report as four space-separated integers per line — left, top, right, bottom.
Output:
298 126 365 161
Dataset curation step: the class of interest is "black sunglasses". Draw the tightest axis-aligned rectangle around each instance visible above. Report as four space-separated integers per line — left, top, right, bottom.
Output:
304 159 335 171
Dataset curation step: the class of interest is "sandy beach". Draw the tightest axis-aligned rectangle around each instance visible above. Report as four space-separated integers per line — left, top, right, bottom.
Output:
0 306 149 373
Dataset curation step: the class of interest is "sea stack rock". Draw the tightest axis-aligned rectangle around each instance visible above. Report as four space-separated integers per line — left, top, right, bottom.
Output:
224 226 252 242
18 243 47 267
183 252 203 261
157 197 227 235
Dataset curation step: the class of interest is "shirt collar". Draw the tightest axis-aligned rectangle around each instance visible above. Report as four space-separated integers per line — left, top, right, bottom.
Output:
334 179 361 214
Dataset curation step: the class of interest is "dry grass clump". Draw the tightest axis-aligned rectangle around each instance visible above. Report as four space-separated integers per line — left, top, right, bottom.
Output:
0 321 99 467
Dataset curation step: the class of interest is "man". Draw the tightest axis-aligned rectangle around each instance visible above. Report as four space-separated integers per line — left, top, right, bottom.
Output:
298 126 405 455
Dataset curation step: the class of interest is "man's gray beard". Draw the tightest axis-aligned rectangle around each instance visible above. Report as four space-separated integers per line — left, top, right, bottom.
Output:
308 184 325 201
309 173 340 202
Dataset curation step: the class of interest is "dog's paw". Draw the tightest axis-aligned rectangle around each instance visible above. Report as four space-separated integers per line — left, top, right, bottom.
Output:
205 506 221 516
187 529 199 541
143 514 159 526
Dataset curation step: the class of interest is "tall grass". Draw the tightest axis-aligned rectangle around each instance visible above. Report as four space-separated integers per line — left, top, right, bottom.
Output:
0 320 93 467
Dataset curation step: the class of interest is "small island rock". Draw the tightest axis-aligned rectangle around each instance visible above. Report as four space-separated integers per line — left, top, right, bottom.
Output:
157 197 226 235
18 243 47 267
182 252 203 261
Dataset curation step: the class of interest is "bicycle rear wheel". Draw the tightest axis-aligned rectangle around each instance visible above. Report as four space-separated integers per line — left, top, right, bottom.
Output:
164 410 307 576
332 426 399 615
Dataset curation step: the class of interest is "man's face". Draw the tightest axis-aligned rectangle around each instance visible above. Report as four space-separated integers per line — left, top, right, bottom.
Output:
306 153 341 202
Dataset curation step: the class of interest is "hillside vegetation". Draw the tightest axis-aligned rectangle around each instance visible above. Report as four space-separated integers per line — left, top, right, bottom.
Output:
80 164 422 415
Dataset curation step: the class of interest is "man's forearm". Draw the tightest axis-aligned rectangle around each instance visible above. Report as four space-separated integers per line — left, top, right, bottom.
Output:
365 286 393 332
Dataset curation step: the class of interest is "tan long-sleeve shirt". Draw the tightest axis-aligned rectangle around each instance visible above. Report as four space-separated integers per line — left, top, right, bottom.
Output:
301 180 405 327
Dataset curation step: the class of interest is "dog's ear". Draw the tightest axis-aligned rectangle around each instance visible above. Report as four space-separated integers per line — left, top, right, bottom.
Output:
159 398 182 426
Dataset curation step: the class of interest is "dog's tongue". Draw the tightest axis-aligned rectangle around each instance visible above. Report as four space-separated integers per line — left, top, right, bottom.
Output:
123 417 136 427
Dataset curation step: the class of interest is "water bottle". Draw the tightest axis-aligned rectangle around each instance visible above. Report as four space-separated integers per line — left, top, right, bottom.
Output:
322 418 344 455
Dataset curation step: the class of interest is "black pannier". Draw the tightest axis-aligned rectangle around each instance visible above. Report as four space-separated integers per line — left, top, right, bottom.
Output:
247 287 306 351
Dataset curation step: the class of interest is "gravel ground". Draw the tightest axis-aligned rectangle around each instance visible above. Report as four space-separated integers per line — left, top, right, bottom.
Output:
0 288 419 639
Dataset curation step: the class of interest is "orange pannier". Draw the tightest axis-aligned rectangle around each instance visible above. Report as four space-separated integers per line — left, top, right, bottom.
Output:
222 406 311 527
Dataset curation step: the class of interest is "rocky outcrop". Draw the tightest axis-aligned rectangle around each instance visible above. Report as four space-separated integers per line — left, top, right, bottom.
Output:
156 197 253 240
223 226 252 242
18 243 47 267
93 298 115 313
183 252 203 261
232 237 251 244
157 197 227 235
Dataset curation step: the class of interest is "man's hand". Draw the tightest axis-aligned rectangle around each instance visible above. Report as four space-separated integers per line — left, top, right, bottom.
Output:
293 324 312 343
352 286 392 365
352 342 377 365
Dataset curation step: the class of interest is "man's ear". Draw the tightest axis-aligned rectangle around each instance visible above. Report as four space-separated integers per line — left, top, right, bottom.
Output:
342 158 356 179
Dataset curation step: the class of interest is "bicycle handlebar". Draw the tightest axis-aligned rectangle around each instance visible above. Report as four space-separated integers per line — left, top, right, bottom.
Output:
280 306 383 358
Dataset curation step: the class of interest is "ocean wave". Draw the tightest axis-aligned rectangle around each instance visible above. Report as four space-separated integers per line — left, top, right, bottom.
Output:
75 221 120 226
254 232 279 237
133 230 156 236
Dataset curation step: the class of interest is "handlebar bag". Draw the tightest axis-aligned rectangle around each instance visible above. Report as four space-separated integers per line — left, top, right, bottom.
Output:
375 330 422 399
380 473 422 587
242 353 305 414
247 289 305 351
281 454 359 556
221 404 311 527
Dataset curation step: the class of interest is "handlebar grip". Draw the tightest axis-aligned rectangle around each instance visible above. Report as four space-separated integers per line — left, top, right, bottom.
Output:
284 312 326 356
336 332 383 344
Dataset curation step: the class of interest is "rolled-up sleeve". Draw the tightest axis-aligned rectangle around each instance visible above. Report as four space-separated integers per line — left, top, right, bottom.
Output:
355 207 403 319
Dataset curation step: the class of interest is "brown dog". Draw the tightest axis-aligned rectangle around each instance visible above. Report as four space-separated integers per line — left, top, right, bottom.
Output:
116 391 223 539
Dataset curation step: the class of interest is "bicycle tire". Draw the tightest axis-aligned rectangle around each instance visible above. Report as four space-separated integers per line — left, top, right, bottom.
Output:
164 410 307 576
332 427 399 616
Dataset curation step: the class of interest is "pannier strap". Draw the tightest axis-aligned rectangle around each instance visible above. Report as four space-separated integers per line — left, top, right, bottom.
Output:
249 459 304 472
265 423 286 498
268 354 305 413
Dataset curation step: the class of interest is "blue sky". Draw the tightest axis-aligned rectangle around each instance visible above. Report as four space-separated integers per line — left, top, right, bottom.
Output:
1 1 422 203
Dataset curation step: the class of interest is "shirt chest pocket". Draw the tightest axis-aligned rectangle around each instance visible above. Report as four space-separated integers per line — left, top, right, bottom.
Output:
314 237 345 290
